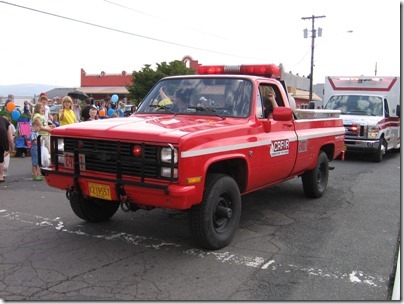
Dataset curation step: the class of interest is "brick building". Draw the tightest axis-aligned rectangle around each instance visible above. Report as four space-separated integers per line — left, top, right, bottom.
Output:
75 69 133 100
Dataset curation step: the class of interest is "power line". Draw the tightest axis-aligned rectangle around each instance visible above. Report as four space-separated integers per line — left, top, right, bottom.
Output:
0 0 246 58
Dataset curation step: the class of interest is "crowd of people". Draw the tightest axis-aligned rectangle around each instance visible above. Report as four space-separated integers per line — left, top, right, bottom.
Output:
1 93 136 182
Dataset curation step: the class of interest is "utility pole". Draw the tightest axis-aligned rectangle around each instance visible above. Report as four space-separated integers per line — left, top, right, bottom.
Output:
302 15 325 102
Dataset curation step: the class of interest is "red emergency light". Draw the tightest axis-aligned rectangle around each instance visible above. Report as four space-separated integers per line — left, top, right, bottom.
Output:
198 64 280 78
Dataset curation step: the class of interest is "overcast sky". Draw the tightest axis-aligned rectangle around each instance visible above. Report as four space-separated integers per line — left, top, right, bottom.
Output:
0 0 400 87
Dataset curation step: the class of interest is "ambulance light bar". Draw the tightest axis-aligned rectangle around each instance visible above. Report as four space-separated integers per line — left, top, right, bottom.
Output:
198 64 280 78
334 77 384 82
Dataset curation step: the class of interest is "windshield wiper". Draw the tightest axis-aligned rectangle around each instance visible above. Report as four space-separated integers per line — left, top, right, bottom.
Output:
188 106 225 119
154 105 174 113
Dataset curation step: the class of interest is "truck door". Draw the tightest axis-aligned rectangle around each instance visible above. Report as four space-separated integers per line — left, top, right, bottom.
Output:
250 83 297 189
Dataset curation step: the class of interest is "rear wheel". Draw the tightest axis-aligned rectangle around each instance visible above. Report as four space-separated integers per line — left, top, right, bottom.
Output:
189 174 241 250
302 151 329 198
69 192 119 222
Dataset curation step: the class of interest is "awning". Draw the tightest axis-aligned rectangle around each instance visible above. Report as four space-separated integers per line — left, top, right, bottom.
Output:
77 86 129 95
291 89 322 101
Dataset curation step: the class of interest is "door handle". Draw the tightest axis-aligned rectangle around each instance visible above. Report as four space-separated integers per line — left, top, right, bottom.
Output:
284 123 293 127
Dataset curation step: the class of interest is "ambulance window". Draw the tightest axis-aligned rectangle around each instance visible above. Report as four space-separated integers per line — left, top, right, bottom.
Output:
384 99 390 117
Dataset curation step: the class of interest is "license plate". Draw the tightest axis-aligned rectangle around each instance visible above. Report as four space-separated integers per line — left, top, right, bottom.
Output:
88 182 112 200
64 152 86 170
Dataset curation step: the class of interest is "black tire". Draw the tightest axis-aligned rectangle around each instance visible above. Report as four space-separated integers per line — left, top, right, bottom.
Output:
69 192 119 222
189 174 241 250
372 138 387 162
302 151 329 198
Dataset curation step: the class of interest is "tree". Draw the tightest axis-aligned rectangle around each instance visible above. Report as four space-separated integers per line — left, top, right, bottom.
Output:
127 60 195 105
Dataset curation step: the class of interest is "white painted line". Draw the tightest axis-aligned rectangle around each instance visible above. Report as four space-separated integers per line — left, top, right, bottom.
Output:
0 209 389 288
392 248 400 300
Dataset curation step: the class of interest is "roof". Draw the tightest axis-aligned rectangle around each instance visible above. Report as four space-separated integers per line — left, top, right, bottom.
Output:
45 87 77 99
291 89 322 101
77 86 129 94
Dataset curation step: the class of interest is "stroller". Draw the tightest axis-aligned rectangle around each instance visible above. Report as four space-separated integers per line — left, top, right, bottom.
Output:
14 121 31 157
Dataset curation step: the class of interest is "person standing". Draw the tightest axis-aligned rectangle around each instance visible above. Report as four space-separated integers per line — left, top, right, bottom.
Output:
116 101 125 117
59 96 78 126
73 99 81 122
23 100 32 116
39 95 52 125
80 98 92 121
29 119 43 181
0 115 14 182
32 103 54 149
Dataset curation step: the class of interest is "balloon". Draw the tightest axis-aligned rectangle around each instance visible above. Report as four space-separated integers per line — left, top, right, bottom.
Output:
111 94 119 103
11 110 20 120
6 102 15 112
99 109 106 117
107 109 115 117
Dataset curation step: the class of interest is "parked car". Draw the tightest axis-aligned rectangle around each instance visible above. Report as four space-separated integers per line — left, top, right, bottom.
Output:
49 104 62 115
124 105 135 117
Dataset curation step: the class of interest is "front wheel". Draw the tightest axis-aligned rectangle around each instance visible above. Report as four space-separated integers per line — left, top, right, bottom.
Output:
372 138 387 162
302 151 329 198
189 174 241 250
69 192 119 222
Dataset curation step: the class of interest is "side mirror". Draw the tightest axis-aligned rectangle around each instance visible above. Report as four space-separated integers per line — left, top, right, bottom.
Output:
396 104 400 118
272 107 293 121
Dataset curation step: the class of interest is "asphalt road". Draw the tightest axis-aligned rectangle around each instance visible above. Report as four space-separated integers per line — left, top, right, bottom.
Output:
0 151 400 301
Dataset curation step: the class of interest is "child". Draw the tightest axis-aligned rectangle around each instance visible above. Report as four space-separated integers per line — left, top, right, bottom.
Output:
88 106 98 121
116 101 125 117
30 119 42 181
59 96 78 125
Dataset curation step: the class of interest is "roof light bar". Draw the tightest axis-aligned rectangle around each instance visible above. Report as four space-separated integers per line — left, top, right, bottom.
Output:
198 64 280 78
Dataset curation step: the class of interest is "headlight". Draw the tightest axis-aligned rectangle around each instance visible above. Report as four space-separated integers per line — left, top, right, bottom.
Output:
57 139 65 165
367 126 379 139
161 167 178 178
161 146 178 164
58 138 64 151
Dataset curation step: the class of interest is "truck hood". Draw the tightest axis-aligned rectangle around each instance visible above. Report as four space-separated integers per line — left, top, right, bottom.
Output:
51 114 244 143
340 114 383 126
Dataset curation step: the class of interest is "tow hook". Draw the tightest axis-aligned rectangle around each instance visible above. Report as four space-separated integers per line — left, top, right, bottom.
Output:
120 195 131 212
65 187 76 201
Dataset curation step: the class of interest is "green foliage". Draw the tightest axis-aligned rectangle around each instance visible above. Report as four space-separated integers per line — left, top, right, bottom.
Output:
0 108 30 127
127 60 195 104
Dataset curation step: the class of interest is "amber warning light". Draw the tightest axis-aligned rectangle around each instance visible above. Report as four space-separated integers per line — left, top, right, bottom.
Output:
198 64 281 78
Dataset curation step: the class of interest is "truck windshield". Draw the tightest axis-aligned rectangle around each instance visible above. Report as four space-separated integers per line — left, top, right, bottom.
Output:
324 95 383 116
136 78 253 118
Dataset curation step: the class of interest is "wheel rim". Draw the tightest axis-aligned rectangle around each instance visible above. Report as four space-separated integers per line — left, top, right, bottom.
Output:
212 196 233 234
317 163 327 191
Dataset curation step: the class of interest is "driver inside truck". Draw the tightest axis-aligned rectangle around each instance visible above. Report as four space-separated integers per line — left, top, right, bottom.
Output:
259 85 279 118
159 87 192 112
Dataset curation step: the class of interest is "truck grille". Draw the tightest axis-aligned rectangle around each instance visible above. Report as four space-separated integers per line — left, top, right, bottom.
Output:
60 138 167 179
344 124 365 138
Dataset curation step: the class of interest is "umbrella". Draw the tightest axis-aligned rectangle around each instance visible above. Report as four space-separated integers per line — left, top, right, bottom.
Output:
68 91 89 100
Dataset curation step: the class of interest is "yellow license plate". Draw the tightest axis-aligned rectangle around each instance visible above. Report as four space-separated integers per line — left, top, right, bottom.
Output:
88 182 112 200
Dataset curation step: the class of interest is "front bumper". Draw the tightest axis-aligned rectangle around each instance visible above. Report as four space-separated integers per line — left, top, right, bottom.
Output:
344 138 380 152
41 168 198 210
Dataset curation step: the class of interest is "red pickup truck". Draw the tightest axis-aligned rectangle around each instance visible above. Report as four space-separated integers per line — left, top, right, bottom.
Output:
41 64 345 249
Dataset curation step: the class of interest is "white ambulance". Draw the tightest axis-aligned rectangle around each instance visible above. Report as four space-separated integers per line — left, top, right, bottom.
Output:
324 76 400 162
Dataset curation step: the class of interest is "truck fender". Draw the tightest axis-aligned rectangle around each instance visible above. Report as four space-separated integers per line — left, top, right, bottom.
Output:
203 153 248 194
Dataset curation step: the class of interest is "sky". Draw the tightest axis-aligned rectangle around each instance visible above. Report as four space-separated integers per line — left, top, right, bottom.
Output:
0 0 401 88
